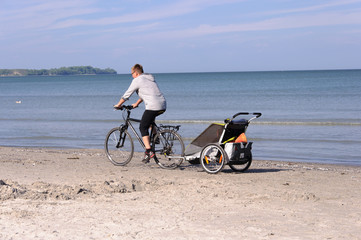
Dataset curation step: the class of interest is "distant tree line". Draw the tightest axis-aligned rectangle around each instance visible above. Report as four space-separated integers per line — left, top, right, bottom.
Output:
0 66 117 76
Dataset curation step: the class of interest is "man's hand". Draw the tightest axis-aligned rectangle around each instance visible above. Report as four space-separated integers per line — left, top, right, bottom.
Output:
132 98 143 109
131 103 138 109
114 104 122 110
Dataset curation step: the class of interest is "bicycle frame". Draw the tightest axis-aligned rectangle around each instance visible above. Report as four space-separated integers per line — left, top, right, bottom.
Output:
119 107 157 150
122 119 145 149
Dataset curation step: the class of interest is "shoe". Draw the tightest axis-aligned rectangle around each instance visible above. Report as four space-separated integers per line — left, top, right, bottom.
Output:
142 151 155 164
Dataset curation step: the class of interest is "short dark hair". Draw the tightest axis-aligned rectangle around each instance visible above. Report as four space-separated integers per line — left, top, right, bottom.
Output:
131 64 144 74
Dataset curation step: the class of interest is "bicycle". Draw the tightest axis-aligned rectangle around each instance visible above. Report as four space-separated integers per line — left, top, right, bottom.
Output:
105 105 185 169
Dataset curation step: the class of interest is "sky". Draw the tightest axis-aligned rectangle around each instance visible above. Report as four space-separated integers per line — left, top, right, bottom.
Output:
1 0 361 73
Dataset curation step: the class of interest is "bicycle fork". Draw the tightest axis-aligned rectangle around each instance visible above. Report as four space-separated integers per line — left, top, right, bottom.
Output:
116 125 130 148
116 129 126 148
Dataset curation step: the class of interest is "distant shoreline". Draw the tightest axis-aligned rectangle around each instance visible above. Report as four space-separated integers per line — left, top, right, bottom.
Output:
1 68 360 76
0 66 117 77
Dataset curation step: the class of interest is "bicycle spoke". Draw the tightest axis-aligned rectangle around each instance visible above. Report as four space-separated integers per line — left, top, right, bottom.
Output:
153 129 184 169
105 128 134 166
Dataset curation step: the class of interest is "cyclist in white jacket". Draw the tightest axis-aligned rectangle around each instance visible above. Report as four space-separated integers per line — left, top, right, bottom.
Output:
114 64 166 163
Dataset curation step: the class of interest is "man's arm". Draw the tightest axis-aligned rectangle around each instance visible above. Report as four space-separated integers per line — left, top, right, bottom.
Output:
132 98 143 108
114 98 125 108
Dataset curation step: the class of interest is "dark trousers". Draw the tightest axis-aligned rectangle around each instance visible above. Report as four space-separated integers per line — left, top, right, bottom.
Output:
139 110 165 136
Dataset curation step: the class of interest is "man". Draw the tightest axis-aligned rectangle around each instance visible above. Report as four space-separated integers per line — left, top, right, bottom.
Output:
114 64 166 163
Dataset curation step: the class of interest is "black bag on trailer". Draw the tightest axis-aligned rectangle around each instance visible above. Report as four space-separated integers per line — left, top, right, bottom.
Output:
224 142 252 163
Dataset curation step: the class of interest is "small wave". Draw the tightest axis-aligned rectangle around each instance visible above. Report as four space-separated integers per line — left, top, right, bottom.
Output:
252 121 361 126
0 118 216 124
7 136 75 141
1 118 360 126
250 137 361 144
157 120 219 124
160 120 361 126
0 118 122 123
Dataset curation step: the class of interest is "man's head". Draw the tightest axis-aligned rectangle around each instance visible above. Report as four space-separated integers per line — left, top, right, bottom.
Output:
131 64 144 78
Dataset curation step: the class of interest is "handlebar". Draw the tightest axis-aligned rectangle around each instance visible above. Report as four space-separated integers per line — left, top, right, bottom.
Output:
225 112 262 123
232 112 262 119
114 105 133 111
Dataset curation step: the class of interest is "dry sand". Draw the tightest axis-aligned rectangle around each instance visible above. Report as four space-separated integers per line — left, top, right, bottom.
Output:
0 146 360 239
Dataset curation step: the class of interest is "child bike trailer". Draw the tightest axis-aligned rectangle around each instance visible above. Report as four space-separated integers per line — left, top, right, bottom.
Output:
184 112 262 174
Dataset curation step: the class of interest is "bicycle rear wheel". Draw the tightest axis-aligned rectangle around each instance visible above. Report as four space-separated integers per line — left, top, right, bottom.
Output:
105 127 134 166
153 129 184 169
200 144 226 174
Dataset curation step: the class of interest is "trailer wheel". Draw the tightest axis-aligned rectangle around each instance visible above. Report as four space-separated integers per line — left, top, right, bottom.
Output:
229 153 252 172
200 144 227 174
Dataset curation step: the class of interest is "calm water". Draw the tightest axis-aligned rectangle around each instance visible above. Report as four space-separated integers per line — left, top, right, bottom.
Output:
1 70 360 166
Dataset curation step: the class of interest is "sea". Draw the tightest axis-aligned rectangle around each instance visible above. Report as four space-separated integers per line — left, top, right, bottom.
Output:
1 70 360 166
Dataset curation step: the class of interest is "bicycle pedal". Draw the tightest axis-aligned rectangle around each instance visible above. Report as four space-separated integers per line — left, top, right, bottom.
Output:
142 158 150 164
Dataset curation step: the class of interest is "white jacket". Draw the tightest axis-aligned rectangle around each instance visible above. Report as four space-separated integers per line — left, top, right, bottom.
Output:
122 73 166 111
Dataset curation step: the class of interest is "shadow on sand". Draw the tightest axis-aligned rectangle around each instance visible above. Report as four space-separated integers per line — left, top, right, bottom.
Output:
179 163 288 174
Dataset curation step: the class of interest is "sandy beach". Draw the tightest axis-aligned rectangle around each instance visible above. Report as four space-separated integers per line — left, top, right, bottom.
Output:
0 146 360 239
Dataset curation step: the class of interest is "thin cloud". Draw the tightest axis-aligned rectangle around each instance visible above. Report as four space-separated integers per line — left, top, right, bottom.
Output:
1 0 96 20
0 0 244 34
0 0 99 32
49 0 245 29
261 0 361 16
143 8 361 40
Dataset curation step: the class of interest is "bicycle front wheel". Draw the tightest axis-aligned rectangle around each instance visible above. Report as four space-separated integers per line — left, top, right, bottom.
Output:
105 127 134 166
153 129 184 169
